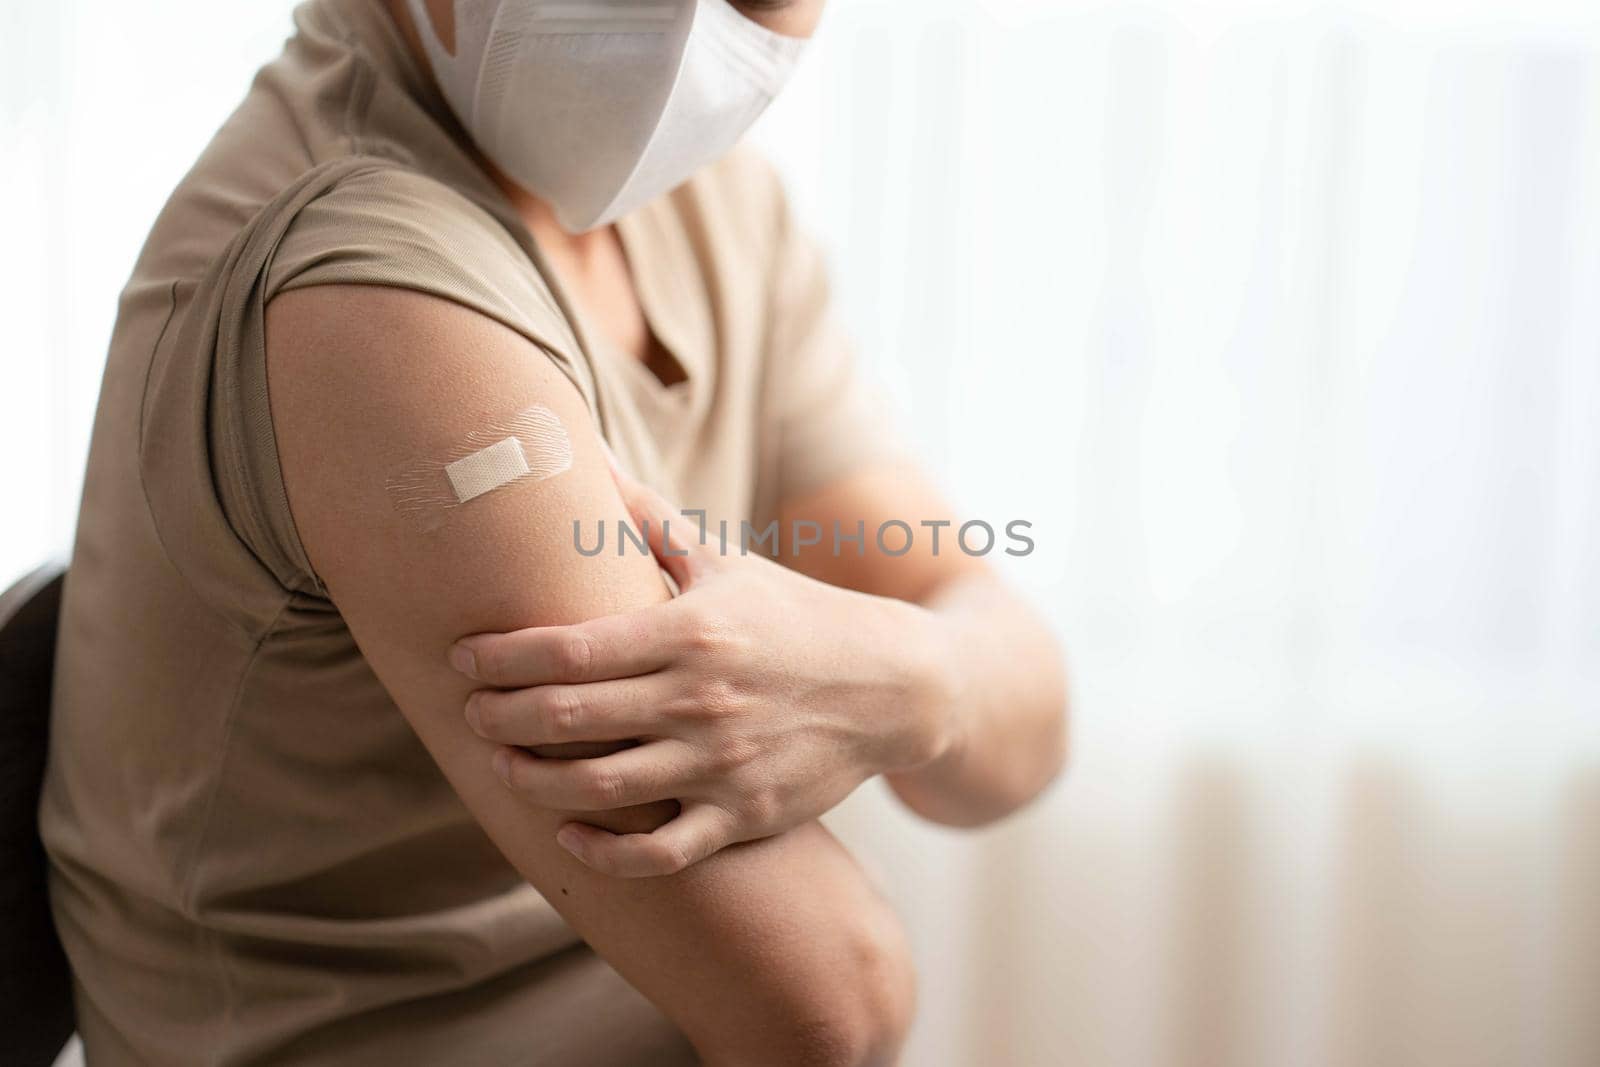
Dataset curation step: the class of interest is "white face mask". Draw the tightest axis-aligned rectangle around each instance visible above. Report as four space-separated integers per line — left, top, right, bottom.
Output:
407 0 808 233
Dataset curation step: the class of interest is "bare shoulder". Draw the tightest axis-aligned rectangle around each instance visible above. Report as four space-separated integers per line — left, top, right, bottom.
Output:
264 284 581 455
262 283 627 619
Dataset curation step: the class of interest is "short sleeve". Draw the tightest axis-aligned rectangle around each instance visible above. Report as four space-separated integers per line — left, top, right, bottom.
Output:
140 159 589 627
759 168 907 504
264 166 579 365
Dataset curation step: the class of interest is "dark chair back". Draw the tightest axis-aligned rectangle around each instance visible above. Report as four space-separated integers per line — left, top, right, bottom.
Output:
0 561 76 1065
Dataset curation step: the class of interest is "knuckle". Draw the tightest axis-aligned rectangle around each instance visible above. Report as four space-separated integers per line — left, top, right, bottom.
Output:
736 779 779 827
583 850 619 877
650 839 691 876
747 795 778 829
706 733 755 774
580 767 628 808
542 687 583 736
557 632 594 681
583 852 622 878
696 677 741 716
679 610 726 657
702 737 733 772
717 626 752 659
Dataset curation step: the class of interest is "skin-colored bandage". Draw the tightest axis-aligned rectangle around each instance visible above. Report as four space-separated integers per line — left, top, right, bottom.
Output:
386 404 573 528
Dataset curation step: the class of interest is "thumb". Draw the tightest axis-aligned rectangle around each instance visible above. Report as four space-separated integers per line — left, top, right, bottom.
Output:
608 459 717 591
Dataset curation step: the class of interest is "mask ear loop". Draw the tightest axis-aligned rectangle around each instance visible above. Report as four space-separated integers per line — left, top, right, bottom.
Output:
464 0 539 133
406 0 503 129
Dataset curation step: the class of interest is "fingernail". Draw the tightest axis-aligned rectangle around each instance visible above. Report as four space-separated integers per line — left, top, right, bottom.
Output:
492 748 511 784
464 696 482 735
556 826 584 858
449 644 477 679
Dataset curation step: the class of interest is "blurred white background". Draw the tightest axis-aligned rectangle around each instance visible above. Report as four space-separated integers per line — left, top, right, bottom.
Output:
6 1 1600 1065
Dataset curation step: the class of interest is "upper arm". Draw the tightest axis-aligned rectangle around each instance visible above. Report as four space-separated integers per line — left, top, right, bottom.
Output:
264 284 909 1064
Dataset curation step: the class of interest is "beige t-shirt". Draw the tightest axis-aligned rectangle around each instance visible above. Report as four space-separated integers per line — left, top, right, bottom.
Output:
39 1 892 1063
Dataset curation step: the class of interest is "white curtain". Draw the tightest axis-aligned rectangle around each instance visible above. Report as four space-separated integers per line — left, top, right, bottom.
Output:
8 2 1600 1066
758 2 1600 1064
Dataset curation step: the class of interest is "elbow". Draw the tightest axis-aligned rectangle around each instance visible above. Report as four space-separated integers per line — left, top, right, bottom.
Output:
888 675 1072 830
707 900 915 1067
1018 643 1073 805
791 905 916 1067
1002 665 1072 817
1037 629 1072 782
835 905 917 1066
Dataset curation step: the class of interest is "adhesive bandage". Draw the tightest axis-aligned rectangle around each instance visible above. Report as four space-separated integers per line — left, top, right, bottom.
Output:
386 405 573 528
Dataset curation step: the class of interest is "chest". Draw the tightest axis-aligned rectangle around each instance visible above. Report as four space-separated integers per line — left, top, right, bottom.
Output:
531 222 687 387
525 210 769 523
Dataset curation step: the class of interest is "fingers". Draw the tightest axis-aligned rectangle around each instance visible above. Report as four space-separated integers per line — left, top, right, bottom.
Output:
608 463 712 590
452 611 675 686
493 741 695 811
556 802 735 878
466 678 669 746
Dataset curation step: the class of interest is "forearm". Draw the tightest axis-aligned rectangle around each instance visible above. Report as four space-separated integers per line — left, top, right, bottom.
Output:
886 571 1069 827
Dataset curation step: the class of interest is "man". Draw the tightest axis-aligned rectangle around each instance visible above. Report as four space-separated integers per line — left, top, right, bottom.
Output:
43 1 1067 1062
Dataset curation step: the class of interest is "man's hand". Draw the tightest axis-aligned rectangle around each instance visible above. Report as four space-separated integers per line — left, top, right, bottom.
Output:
451 463 961 878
